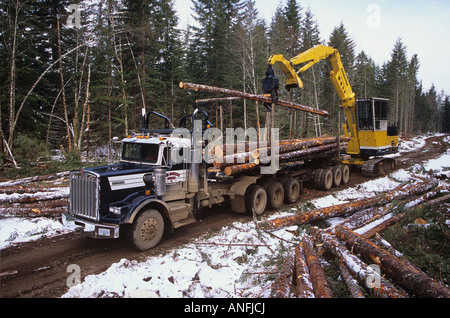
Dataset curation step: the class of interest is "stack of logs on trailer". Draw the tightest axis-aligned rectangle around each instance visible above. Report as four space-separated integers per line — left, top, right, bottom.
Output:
210 136 351 191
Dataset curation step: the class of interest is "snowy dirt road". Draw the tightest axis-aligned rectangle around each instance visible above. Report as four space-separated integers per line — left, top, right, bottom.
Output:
0 134 448 298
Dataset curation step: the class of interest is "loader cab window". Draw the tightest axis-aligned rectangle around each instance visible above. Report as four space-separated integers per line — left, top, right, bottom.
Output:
357 100 374 130
122 143 160 164
374 100 388 120
357 99 389 131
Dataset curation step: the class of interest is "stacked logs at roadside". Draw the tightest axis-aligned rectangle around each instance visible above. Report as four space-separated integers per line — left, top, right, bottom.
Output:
268 178 450 298
0 172 70 218
212 136 350 176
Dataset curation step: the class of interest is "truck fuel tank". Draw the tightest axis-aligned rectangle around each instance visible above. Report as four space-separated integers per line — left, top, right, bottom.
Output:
153 168 167 197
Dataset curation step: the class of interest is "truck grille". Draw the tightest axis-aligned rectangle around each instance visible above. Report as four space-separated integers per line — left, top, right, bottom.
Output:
69 171 100 221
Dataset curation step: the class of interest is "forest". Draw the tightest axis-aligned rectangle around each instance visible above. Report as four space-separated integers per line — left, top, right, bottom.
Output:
1 0 449 166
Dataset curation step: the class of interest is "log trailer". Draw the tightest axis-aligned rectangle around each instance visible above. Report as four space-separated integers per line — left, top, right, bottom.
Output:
265 45 399 177
63 108 351 251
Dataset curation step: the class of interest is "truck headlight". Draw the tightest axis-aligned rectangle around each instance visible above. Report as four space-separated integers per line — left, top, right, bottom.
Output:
109 206 122 215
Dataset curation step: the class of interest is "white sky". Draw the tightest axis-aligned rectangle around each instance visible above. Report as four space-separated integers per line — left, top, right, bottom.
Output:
174 0 450 95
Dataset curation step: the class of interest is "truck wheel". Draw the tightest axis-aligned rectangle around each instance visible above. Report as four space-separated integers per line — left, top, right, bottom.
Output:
340 165 350 185
282 178 301 204
332 165 342 188
314 168 324 189
320 168 333 191
246 186 267 216
265 181 284 210
130 209 164 251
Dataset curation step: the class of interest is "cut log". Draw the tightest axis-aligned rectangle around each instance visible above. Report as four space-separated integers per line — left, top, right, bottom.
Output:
214 140 297 158
335 225 450 298
358 213 406 239
223 162 259 176
326 205 389 233
278 143 342 162
337 260 366 298
261 178 439 231
0 191 69 204
0 206 67 217
372 234 419 269
311 227 408 298
213 152 256 169
179 82 329 117
302 235 334 298
0 171 70 187
355 190 442 238
270 254 295 298
294 245 315 298
253 136 350 160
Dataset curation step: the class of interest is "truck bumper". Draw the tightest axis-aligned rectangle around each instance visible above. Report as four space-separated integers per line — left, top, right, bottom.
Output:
62 212 120 239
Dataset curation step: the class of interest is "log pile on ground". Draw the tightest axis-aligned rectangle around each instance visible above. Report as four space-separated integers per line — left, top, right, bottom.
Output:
0 172 69 218
212 136 350 176
267 177 450 298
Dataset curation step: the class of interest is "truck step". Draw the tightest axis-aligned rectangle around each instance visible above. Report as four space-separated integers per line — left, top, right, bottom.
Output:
173 217 197 229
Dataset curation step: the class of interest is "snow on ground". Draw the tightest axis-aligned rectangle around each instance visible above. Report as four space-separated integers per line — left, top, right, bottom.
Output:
0 187 70 249
63 222 298 298
1 134 449 298
0 217 69 250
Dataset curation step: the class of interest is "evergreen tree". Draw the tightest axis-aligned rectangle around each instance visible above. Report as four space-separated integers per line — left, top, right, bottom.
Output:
231 0 267 130
353 51 377 99
298 7 321 137
442 96 450 133
322 22 355 135
283 0 302 58
151 0 184 122
189 0 241 87
268 3 288 57
414 82 433 133
328 22 356 78
384 38 408 126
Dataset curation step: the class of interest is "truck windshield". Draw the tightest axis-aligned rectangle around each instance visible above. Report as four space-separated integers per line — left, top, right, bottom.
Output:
122 143 160 164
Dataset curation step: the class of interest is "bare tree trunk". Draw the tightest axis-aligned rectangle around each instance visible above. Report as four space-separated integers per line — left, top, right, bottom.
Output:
77 64 91 149
57 19 72 150
8 41 90 148
8 0 21 146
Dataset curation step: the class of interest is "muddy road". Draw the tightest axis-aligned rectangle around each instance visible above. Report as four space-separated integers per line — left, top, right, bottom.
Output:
1 135 448 298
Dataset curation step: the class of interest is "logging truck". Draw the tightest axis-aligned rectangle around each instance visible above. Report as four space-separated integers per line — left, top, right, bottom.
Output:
62 109 351 251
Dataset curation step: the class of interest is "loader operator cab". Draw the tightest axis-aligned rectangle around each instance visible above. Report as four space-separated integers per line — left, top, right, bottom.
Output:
357 98 388 131
356 98 398 136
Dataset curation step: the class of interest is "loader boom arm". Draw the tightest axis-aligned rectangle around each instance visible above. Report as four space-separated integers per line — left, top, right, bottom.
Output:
267 45 360 154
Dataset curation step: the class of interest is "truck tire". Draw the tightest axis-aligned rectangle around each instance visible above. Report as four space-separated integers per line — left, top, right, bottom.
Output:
320 168 333 191
246 185 267 216
264 181 285 210
130 209 164 251
314 168 324 189
340 165 350 185
282 178 301 204
332 165 342 188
